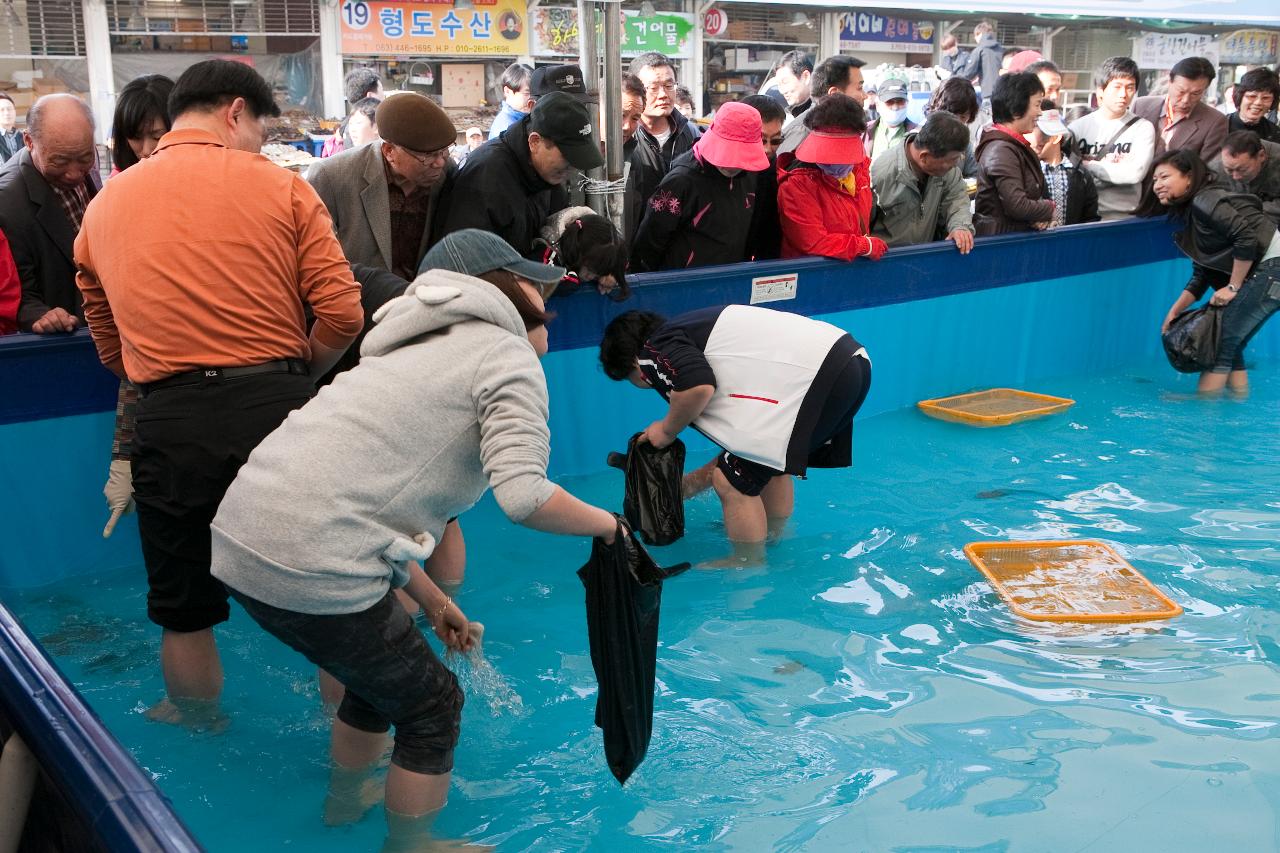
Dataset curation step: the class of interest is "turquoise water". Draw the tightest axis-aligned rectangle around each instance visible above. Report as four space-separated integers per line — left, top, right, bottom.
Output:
9 361 1280 852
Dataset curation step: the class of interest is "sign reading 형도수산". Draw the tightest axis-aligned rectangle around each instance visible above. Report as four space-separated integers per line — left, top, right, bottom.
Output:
340 0 529 56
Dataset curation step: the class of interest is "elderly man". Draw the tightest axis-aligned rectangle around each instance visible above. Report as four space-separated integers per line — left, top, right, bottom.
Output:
1133 56 1228 163
436 91 602 257
0 94 100 333
624 51 700 240
1210 131 1280 226
307 93 456 280
872 111 974 254
75 59 363 722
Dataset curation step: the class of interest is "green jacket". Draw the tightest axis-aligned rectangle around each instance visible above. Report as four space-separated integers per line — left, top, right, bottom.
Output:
870 134 973 247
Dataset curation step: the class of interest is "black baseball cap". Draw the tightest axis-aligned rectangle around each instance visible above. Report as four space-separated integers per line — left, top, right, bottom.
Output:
529 91 603 171
532 64 590 101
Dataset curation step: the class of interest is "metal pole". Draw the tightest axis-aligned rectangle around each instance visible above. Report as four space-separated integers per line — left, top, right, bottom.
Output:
603 1 623 181
578 0 606 215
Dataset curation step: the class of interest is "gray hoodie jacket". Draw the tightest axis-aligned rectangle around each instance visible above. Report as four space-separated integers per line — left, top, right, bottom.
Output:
210 269 557 615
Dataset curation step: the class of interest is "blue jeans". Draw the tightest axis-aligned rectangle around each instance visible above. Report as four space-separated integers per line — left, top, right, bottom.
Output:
1214 257 1280 374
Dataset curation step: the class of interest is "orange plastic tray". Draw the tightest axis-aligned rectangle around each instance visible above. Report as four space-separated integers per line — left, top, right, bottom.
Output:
918 388 1074 426
963 540 1183 623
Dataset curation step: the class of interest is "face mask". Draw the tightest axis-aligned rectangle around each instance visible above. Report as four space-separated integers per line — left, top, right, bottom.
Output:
818 163 853 179
883 106 909 127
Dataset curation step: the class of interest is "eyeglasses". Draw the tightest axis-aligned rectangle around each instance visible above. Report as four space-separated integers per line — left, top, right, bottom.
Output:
644 81 677 95
763 136 784 146
396 144 450 165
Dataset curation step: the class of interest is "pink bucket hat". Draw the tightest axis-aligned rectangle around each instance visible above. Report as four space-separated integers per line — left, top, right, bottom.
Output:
795 128 867 166
1008 49 1044 73
694 102 769 171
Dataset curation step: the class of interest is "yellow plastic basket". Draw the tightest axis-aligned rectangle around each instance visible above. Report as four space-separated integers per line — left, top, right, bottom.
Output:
917 388 1074 427
963 540 1183 623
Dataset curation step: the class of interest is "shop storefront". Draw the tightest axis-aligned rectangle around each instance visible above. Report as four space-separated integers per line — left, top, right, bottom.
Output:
0 0 90 129
338 0 531 134
701 3 818 114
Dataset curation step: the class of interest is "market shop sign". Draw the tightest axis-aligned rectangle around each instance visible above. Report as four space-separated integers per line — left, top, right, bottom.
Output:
530 7 695 59
838 13 933 54
1133 32 1219 70
703 7 728 38
340 0 529 56
1220 29 1279 65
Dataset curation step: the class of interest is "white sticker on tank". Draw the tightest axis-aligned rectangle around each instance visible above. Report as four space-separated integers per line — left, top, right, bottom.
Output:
750 272 798 304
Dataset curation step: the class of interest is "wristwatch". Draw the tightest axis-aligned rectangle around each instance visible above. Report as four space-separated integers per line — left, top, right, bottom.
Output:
1227 284 1240 292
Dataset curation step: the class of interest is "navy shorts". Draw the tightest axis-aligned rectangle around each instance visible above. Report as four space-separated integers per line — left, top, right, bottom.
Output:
717 350 872 497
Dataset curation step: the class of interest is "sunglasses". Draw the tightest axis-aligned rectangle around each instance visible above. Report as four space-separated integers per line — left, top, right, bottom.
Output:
764 136 784 146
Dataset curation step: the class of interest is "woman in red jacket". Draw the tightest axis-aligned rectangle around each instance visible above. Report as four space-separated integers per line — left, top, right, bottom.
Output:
0 228 18 335
778 94 887 262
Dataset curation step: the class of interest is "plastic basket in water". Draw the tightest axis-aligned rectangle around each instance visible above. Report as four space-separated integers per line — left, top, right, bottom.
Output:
963 540 1183 623
917 388 1074 426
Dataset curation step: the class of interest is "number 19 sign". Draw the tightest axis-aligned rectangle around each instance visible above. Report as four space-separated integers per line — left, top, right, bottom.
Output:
341 0 530 56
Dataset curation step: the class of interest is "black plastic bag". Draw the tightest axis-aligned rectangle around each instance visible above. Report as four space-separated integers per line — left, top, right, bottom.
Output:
606 433 686 546
577 520 690 785
1163 305 1222 373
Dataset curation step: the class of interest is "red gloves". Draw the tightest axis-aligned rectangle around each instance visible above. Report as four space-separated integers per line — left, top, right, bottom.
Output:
856 235 888 261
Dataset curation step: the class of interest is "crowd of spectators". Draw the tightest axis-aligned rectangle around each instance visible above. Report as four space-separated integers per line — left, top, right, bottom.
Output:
1 47 1278 339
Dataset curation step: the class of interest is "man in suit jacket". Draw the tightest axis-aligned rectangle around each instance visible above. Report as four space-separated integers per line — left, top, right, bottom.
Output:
1133 56 1228 164
0 94 100 333
306 92 455 280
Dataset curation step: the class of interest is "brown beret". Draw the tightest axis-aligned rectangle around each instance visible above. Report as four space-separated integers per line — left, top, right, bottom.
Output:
374 92 456 152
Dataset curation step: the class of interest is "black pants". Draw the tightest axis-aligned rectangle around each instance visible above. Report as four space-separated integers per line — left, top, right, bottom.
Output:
132 372 314 632
232 590 464 776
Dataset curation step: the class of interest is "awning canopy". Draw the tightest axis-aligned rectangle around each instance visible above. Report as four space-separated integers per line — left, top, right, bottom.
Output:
752 0 1278 26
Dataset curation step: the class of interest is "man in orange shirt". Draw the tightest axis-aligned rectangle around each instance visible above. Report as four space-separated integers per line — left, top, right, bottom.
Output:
75 60 363 724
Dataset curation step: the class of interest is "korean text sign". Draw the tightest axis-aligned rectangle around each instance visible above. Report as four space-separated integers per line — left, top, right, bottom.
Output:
530 7 695 59
341 0 530 56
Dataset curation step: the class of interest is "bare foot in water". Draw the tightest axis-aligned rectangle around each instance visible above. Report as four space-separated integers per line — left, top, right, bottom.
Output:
323 772 385 826
698 540 767 570
382 811 494 852
144 698 229 733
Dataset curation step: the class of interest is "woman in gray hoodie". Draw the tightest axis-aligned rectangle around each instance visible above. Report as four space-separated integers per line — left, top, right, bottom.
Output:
209 230 622 843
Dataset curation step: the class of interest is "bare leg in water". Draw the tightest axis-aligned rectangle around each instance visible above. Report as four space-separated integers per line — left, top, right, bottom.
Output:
320 522 467 707
1198 368 1248 396
146 628 228 730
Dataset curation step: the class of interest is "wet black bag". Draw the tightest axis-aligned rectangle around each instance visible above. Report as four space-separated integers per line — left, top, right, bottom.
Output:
1162 305 1222 373
577 520 689 784
606 433 686 546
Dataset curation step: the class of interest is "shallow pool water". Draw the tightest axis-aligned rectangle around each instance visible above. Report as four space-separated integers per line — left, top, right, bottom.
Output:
10 361 1280 852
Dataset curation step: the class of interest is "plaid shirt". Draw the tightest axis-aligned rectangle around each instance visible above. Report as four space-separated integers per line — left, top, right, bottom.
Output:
51 181 90 232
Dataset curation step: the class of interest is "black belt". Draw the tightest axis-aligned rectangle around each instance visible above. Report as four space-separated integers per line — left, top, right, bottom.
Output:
139 358 309 395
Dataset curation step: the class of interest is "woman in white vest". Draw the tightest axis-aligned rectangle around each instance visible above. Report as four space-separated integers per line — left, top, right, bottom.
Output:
600 305 871 559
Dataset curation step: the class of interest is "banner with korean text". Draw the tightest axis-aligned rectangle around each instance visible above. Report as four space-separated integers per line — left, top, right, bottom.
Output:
340 0 530 56
530 7 695 59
